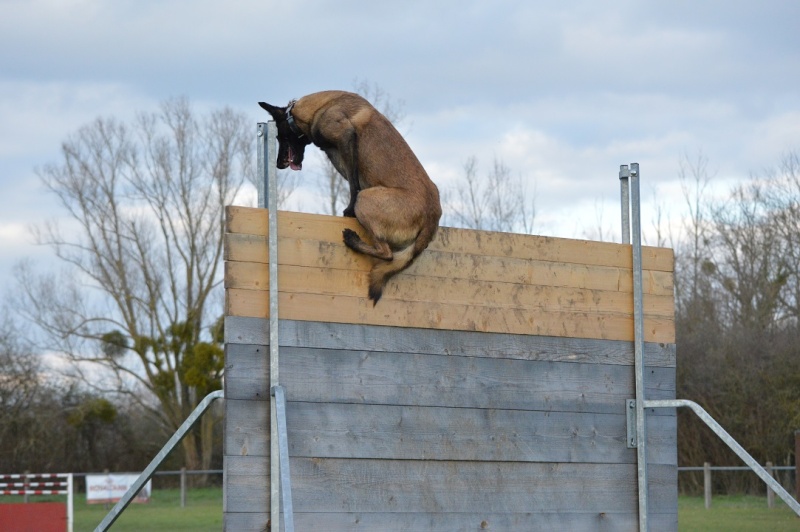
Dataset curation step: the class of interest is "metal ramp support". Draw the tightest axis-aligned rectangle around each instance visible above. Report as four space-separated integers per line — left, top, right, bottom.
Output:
95 390 224 531
621 164 800 531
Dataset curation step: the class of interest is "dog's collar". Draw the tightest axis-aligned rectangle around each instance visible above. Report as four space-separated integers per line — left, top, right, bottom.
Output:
286 100 305 139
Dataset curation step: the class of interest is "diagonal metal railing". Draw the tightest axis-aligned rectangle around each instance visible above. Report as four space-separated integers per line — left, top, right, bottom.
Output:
94 390 224 532
646 399 800 516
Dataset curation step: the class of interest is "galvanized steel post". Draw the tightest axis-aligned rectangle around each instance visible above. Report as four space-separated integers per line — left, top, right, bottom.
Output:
629 163 650 531
619 165 630 245
258 121 282 532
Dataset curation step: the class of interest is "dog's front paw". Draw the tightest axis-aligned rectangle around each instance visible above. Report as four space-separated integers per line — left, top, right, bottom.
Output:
342 228 361 248
342 207 356 218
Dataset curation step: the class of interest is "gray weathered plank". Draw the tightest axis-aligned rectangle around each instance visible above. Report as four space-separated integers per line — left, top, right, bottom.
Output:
222 456 675 515
223 399 676 465
225 317 676 367
223 512 269 532
287 402 676 465
286 459 676 514
291 511 677 532
224 455 269 515
225 344 675 415
225 398 269 458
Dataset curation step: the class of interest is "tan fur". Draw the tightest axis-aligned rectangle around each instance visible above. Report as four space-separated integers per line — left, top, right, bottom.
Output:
286 91 442 304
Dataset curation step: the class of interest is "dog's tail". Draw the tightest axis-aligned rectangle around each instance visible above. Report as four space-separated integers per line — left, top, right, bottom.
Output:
368 222 439 305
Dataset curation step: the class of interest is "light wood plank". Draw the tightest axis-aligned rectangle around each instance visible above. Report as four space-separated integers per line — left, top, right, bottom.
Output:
225 206 674 272
224 317 676 367
225 261 675 317
224 233 674 297
225 288 675 343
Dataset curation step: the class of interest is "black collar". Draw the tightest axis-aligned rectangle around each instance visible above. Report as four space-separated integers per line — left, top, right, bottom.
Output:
286 100 305 139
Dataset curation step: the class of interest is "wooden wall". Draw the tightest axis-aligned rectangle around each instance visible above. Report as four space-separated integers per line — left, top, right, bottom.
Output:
223 206 677 531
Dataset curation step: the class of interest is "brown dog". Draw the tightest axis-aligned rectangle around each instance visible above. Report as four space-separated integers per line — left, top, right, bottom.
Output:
259 91 442 304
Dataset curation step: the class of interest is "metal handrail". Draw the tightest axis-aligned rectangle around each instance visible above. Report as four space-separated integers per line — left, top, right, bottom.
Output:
94 390 224 531
646 399 800 517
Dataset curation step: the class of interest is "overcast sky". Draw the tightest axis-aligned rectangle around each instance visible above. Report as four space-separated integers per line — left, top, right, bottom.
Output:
2 0 799 294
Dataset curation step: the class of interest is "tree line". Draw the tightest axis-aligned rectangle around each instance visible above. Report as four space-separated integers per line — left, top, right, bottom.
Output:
673 152 800 493
2 90 797 495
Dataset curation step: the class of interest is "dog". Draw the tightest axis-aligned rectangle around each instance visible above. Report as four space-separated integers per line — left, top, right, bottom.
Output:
259 91 442 305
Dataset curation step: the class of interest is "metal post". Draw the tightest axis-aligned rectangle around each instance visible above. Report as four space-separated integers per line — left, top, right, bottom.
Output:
67 473 74 532
630 163 649 531
257 123 267 208
766 461 774 508
619 165 630 245
272 386 295 532
258 120 282 532
704 462 711 509
180 467 186 508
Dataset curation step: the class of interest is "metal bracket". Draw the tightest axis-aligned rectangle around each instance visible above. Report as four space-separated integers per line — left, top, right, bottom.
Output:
626 399 638 448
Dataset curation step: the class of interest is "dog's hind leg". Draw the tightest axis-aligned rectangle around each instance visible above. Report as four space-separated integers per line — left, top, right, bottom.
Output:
342 228 393 261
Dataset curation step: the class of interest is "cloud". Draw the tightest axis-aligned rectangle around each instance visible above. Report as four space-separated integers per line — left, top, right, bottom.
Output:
2 0 800 291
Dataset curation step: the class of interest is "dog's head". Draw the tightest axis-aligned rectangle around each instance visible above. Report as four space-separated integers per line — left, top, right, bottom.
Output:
258 101 311 171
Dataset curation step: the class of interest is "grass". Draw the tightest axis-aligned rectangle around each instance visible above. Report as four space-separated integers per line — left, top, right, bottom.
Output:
678 494 800 531
2 487 222 532
5 489 799 530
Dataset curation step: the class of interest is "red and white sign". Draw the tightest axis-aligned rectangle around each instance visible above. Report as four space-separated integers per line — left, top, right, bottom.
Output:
86 474 151 504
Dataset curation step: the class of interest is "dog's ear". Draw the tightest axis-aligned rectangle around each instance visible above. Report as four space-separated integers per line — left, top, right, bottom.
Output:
258 102 285 121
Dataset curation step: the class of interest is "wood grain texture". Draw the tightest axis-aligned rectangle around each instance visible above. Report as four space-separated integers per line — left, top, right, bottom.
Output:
225 206 674 272
224 234 674 296
225 316 675 368
224 399 676 465
224 455 269 514
224 317 676 368
286 459 676 514
225 261 675 316
222 456 676 516
222 206 678 527
290 511 677 532
224 343 676 414
223 512 269 532
223 207 675 341
226 288 674 343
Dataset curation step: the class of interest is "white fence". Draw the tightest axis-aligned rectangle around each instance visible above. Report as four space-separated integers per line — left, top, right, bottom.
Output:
679 463 796 509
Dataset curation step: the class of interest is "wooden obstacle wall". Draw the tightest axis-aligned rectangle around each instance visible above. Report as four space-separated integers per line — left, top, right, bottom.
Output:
223 205 677 531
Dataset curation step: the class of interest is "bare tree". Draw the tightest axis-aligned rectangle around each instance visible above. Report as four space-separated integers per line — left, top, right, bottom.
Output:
15 97 249 477
444 156 537 234
316 80 408 215
674 151 716 316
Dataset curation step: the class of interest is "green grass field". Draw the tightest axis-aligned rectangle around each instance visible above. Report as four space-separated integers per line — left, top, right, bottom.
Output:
678 494 799 532
5 490 799 530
